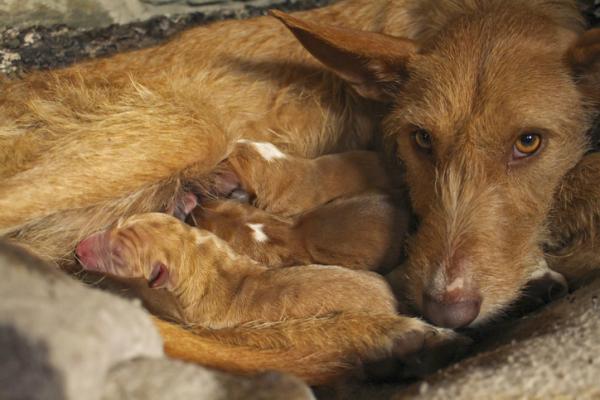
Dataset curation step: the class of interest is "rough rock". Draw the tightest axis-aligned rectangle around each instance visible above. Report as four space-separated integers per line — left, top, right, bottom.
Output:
103 358 315 400
406 275 600 399
0 0 331 75
0 241 163 400
0 0 329 29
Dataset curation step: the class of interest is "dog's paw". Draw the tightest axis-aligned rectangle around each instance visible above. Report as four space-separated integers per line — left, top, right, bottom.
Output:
366 320 471 381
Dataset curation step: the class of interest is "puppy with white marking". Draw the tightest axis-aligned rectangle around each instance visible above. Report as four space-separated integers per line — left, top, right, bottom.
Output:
75 212 399 328
211 140 392 216
189 192 409 272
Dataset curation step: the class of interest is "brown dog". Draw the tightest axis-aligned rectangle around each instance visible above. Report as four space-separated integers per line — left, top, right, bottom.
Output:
1 0 599 383
268 5 600 329
76 211 455 382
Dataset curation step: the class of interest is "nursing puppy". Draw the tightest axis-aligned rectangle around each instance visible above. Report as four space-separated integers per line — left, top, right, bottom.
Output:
198 141 407 271
210 140 392 216
76 212 398 327
76 211 457 382
1 0 599 382
190 193 408 272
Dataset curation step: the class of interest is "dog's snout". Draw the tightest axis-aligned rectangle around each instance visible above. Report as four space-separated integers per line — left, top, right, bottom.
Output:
422 291 481 329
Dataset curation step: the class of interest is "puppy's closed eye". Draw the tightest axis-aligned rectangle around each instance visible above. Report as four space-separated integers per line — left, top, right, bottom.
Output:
148 262 169 289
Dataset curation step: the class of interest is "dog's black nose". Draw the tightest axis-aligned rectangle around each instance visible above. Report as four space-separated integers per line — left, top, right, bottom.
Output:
422 292 481 328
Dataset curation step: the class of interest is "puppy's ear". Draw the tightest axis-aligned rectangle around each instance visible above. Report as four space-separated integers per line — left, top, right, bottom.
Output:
567 28 600 106
271 10 417 102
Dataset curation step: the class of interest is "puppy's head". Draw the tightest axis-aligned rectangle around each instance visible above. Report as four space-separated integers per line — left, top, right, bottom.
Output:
273 9 600 327
76 213 197 291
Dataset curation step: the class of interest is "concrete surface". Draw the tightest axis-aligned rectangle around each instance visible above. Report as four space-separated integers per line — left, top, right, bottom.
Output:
0 241 163 400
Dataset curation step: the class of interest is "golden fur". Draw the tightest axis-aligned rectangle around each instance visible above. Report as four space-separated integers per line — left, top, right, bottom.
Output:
192 193 407 272
214 140 392 216
0 0 599 382
76 212 454 384
76 212 398 326
196 141 407 271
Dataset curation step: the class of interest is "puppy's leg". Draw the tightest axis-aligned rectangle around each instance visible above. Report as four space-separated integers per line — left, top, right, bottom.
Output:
77 212 399 323
213 141 391 216
546 152 600 280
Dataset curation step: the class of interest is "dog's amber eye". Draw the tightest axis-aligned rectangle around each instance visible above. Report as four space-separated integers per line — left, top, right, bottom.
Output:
513 133 542 159
412 129 433 151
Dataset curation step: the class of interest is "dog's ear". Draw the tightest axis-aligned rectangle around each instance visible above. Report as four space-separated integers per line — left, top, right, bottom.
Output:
567 28 600 106
271 10 417 102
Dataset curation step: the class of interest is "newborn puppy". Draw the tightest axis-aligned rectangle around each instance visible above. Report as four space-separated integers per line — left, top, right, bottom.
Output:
75 213 398 328
189 191 410 272
211 141 392 216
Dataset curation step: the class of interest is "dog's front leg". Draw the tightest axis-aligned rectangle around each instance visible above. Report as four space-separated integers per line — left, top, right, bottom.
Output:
546 152 600 280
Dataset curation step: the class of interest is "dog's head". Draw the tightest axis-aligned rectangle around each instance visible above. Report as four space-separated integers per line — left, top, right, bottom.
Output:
273 8 600 327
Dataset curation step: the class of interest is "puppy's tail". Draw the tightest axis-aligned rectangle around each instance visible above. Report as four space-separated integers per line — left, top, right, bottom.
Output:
153 312 451 385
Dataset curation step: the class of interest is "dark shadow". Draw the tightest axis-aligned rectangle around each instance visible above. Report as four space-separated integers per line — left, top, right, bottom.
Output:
0 324 66 400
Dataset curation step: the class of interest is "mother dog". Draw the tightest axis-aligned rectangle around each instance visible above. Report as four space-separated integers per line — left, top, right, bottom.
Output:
1 0 599 383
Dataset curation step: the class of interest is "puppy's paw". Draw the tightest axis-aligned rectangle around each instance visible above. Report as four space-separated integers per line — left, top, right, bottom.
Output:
166 191 198 221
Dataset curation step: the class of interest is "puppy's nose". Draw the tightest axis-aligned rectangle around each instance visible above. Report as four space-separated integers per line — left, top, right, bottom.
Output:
76 237 97 268
422 292 481 329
